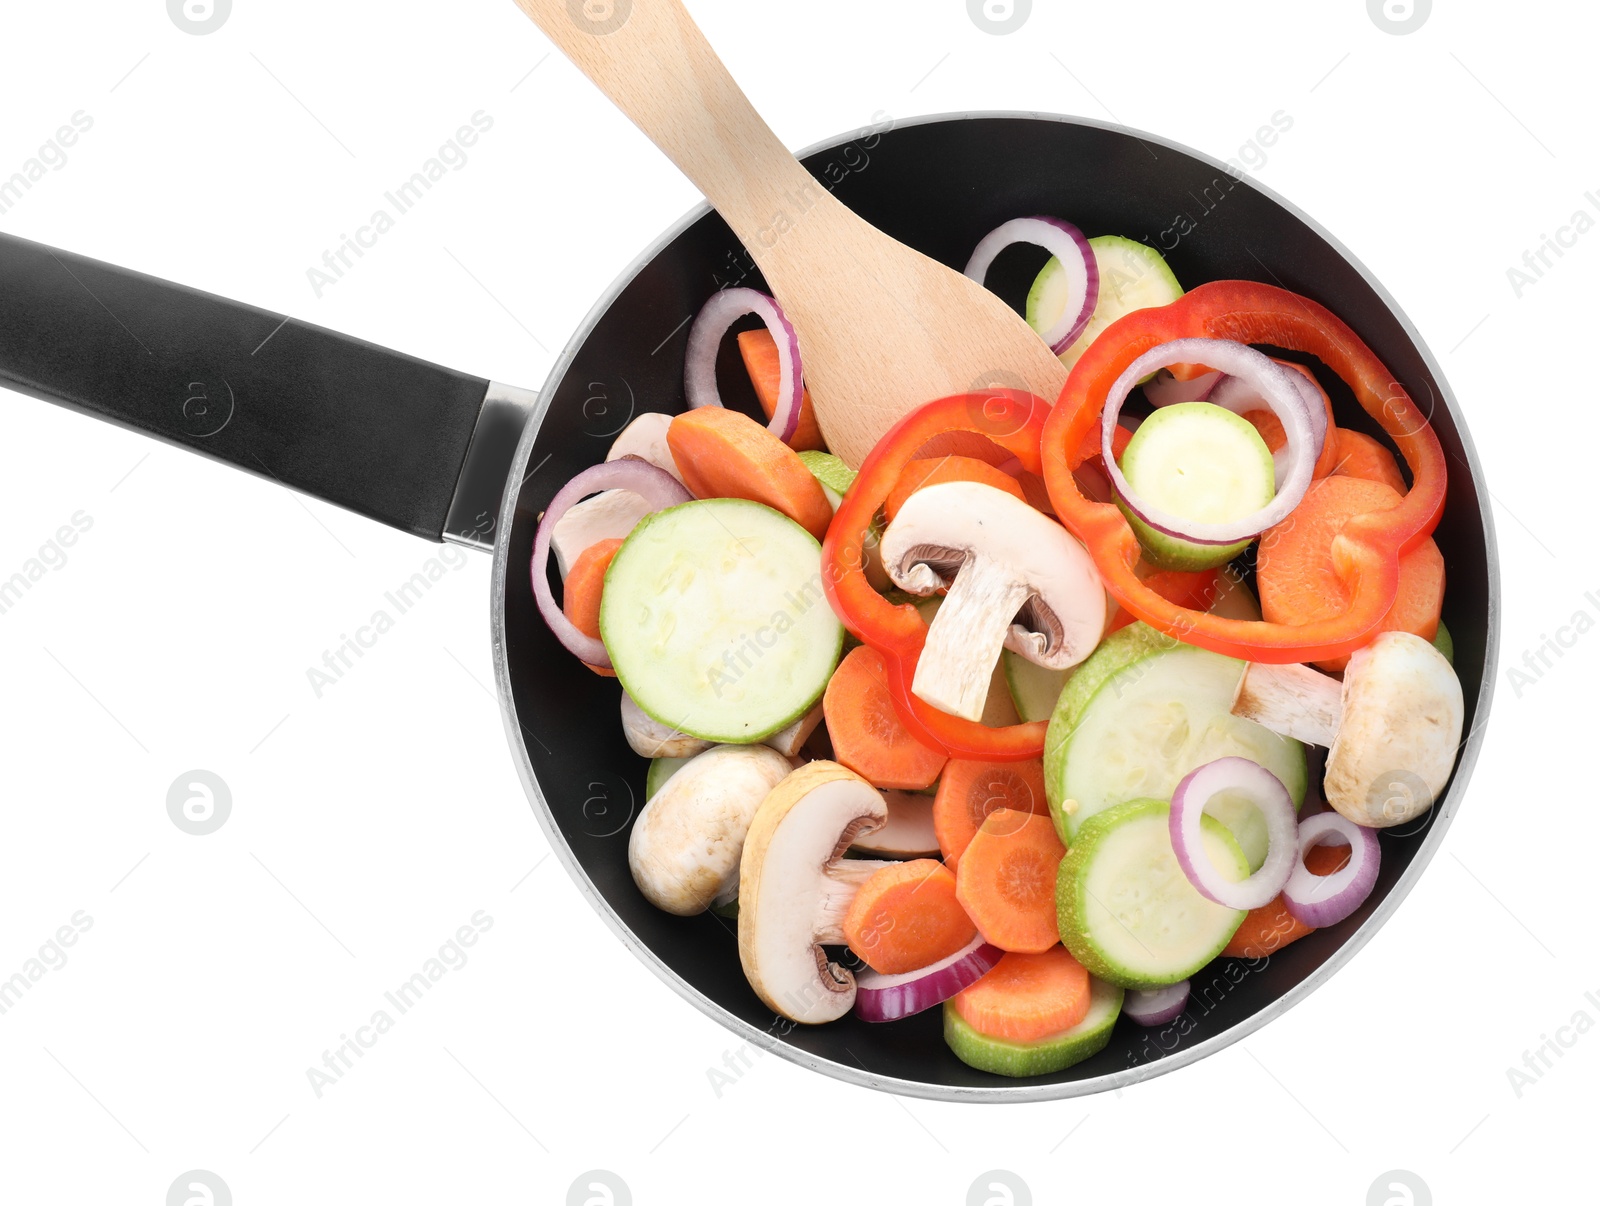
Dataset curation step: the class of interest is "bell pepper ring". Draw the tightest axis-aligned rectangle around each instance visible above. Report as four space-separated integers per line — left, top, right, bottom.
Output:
1041 280 1447 665
821 389 1055 761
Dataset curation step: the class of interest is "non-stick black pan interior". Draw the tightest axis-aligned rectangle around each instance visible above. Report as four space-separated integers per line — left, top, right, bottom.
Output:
497 114 1493 1097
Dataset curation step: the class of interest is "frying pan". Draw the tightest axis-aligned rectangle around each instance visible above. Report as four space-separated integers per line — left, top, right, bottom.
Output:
0 112 1497 1102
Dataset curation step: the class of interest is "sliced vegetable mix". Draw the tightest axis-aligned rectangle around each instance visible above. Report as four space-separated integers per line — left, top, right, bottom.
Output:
529 209 1468 1081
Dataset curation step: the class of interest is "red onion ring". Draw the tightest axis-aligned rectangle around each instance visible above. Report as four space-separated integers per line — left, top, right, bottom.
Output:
1282 812 1381 928
1124 980 1190 1026
1170 756 1300 911
531 459 692 667
1101 338 1320 546
1208 369 1330 490
964 216 1099 353
684 287 803 443
852 936 1003 1023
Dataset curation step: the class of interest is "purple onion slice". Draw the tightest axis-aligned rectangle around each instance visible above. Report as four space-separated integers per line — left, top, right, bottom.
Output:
684 287 804 443
531 458 691 667
853 936 1004 1023
1124 980 1190 1027
1102 338 1321 546
964 216 1099 353
1170 756 1301 911
1282 812 1381 928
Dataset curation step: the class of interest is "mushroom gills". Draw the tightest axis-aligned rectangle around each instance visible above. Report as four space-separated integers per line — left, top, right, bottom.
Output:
879 480 1107 725
737 762 890 1024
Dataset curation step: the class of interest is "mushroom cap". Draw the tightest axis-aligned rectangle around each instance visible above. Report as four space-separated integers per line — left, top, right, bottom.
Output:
1325 631 1464 826
877 480 1106 670
620 691 713 760
737 761 887 1024
628 743 792 915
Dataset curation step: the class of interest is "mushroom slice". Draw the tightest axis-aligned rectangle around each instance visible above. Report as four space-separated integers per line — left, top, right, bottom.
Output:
628 744 792 915
762 703 824 758
623 693 820 761
850 790 940 858
878 480 1106 722
550 489 655 579
1231 631 1464 827
620 692 713 759
606 412 684 483
738 761 892 1024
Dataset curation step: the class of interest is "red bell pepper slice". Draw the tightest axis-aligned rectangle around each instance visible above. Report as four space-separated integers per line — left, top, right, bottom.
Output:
1041 280 1448 665
821 390 1054 761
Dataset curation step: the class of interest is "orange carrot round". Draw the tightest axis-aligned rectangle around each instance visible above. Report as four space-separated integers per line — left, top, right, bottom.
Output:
933 759 1047 869
562 537 624 678
950 947 1091 1042
666 407 834 539
1257 474 1444 672
823 645 948 790
884 456 1027 523
842 859 976 974
954 809 1066 953
1327 427 1407 494
736 328 826 452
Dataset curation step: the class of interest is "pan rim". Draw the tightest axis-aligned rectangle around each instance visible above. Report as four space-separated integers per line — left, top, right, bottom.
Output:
490 109 1500 1103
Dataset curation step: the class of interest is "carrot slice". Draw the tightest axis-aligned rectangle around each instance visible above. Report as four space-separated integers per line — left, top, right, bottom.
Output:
1257 474 1445 672
950 947 1091 1043
933 759 1048 870
562 537 623 678
1327 427 1407 494
884 456 1027 523
736 328 826 452
666 407 833 539
954 809 1066 953
1222 841 1350 958
823 645 948 790
842 859 976 974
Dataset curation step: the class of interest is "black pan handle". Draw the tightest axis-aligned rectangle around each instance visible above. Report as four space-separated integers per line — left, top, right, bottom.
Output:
0 232 524 545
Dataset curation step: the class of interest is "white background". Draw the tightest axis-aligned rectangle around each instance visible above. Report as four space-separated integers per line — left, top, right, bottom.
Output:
0 1 1590 1203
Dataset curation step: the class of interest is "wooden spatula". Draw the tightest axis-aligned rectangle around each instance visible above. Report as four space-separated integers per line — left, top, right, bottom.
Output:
512 0 1069 467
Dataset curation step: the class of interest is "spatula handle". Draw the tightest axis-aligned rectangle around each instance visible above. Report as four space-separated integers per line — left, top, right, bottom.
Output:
511 0 817 253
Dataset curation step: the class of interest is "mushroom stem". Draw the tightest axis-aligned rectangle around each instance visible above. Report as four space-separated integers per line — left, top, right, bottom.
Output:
1231 661 1343 747
815 858 895 944
913 553 1032 722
